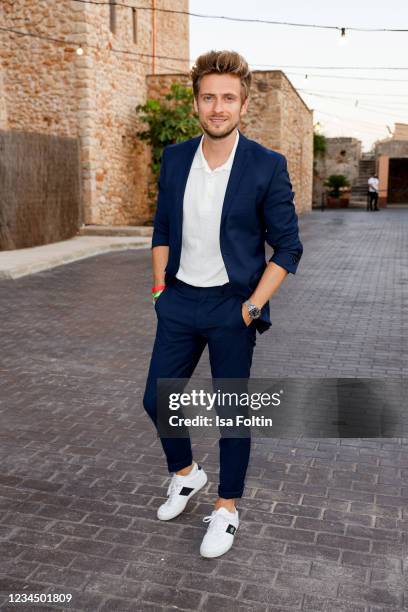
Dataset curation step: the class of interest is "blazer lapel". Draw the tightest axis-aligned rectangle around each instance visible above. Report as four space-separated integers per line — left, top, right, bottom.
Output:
220 131 250 225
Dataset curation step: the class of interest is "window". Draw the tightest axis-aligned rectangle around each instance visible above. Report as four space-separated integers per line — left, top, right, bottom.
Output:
132 8 137 44
109 0 117 34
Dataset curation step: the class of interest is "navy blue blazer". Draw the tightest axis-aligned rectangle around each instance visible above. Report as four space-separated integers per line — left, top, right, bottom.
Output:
151 130 303 334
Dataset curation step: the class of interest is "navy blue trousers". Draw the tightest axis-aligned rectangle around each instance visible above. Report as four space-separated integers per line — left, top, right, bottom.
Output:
142 278 257 499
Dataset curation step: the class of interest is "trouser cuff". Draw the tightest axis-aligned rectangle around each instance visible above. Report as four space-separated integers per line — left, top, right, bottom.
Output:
167 456 194 473
218 487 244 499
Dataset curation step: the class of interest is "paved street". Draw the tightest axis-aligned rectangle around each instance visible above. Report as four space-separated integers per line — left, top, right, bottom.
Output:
0 209 407 611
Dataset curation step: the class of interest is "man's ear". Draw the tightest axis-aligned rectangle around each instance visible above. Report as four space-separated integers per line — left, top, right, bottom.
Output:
193 97 198 114
240 96 249 117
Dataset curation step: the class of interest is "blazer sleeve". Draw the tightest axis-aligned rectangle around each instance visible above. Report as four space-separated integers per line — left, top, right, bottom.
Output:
151 148 169 248
263 154 303 274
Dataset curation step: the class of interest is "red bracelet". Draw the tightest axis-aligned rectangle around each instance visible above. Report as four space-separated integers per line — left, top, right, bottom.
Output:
151 284 166 293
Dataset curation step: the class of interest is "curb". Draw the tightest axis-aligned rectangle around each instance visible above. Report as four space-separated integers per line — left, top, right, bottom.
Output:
0 236 151 280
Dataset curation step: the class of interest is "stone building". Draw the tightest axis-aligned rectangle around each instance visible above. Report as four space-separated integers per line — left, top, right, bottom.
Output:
313 137 361 207
0 0 189 228
375 123 408 205
313 125 408 208
1 0 312 239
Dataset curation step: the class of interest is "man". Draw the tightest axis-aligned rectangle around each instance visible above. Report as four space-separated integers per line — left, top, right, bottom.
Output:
367 174 379 211
143 50 303 558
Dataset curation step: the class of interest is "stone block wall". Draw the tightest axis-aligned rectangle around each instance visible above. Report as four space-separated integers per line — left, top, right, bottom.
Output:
313 137 361 206
271 72 313 215
0 0 189 228
155 0 190 74
0 66 7 128
0 1 79 136
375 140 408 158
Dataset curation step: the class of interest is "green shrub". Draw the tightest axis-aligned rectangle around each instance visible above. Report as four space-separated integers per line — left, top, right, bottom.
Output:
136 82 201 187
313 133 327 157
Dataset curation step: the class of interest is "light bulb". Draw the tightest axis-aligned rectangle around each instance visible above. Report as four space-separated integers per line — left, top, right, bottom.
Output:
338 27 348 46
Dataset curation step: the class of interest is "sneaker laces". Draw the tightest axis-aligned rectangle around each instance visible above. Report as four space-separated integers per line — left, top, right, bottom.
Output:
165 474 183 503
163 464 198 506
202 510 235 536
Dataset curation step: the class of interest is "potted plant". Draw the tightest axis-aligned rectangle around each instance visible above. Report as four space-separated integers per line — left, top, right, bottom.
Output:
324 175 351 208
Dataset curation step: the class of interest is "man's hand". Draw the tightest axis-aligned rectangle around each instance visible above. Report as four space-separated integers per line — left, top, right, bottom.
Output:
241 303 252 327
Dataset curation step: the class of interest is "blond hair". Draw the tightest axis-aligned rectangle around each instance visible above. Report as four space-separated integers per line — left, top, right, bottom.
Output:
190 50 252 101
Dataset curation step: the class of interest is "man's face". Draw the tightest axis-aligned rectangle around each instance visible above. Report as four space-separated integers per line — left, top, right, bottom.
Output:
194 73 249 140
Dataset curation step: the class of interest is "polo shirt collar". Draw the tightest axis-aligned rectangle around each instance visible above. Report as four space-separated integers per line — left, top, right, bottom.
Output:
192 130 240 173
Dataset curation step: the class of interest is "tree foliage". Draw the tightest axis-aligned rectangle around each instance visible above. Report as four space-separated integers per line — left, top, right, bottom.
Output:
313 132 327 157
136 83 201 182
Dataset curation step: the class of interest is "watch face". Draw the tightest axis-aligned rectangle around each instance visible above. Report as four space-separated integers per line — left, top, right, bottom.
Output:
252 307 261 319
247 302 261 319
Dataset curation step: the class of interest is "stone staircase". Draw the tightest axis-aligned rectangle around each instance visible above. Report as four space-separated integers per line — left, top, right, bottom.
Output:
350 154 376 208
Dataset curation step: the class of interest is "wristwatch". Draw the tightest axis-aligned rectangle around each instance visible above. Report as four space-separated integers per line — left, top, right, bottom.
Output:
244 301 261 320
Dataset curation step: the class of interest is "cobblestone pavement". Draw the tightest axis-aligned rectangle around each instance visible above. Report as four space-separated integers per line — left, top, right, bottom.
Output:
0 209 407 612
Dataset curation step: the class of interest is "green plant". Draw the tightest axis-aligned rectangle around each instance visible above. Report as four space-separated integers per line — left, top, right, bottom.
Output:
313 132 327 157
136 82 201 185
324 174 350 198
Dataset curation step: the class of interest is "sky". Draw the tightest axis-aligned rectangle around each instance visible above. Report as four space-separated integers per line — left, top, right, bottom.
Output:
189 0 408 151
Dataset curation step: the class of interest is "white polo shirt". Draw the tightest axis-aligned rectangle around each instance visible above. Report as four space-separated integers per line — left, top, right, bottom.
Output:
176 130 239 287
368 177 379 193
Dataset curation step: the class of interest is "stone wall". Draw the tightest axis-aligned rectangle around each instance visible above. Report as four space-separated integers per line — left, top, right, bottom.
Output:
0 0 189 227
148 70 314 215
240 71 313 214
273 73 313 215
0 66 7 129
393 123 408 140
313 137 361 207
0 0 79 136
155 0 190 74
375 140 408 158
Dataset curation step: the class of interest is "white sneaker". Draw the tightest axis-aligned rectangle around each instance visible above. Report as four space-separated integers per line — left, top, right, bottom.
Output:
200 507 239 558
157 462 207 521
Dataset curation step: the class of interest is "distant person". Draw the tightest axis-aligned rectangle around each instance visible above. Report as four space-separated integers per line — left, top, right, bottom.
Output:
367 174 379 211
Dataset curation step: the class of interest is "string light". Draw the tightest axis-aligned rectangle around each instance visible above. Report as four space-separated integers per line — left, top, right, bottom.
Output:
68 1 408 33
1 25 408 82
1 21 408 102
338 27 348 46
